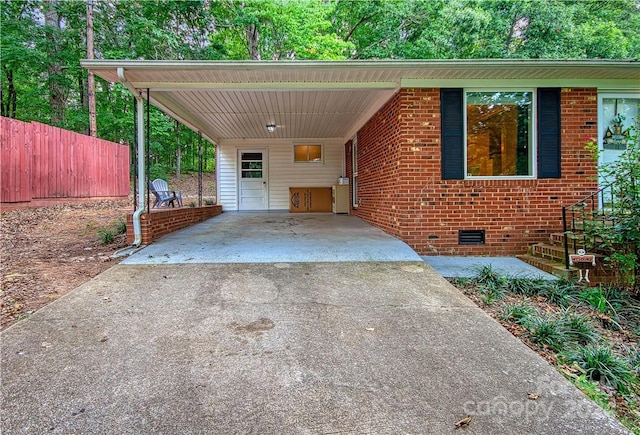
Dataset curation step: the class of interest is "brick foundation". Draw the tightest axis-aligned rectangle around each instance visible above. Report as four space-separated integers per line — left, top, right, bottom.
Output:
349 88 598 256
126 205 222 245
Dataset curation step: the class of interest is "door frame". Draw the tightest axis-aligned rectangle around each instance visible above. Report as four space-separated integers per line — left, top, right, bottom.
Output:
237 148 268 210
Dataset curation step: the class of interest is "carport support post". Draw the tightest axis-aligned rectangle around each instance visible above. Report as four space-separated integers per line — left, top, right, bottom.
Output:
198 132 203 206
130 94 146 246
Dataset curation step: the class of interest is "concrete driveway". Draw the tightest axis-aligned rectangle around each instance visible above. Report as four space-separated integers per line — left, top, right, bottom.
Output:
1 214 628 434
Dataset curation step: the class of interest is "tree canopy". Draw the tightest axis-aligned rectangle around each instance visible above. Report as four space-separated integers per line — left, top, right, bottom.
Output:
2 0 639 174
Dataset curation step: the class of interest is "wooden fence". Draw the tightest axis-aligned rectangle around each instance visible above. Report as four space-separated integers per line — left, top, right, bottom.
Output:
1 117 130 205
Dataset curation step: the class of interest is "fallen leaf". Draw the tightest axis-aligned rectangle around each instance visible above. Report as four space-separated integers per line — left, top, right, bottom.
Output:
528 393 540 400
100 336 108 342
454 415 472 429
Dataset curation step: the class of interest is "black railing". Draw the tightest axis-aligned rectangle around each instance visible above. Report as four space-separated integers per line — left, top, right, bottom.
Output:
561 178 622 270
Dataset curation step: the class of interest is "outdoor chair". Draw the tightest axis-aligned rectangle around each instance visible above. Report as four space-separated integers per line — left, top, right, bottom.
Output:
148 179 183 208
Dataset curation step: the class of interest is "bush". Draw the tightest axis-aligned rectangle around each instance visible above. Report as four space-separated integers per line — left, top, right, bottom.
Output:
559 310 599 345
98 228 115 244
499 302 536 324
474 264 505 287
503 277 544 296
524 314 567 352
561 344 636 394
541 278 578 308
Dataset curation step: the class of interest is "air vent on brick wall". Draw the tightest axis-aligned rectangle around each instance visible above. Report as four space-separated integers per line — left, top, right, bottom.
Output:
458 230 485 245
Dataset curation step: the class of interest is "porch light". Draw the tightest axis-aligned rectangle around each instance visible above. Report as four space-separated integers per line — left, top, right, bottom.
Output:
266 124 276 133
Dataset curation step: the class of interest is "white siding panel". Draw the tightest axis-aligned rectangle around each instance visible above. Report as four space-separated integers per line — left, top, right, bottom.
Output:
218 139 344 211
218 144 238 211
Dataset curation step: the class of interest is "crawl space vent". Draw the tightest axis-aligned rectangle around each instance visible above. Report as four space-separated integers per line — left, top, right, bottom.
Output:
458 230 485 245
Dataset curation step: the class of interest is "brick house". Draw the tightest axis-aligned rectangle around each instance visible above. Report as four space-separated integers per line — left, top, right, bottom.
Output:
84 60 639 254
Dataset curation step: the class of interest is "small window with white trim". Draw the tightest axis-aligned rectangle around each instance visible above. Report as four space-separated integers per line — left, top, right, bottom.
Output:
465 90 534 178
294 144 323 163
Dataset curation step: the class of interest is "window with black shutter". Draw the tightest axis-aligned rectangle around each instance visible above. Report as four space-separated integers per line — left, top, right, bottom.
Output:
439 88 561 180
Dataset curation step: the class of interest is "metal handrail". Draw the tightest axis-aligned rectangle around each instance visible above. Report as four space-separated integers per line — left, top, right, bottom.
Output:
561 175 627 270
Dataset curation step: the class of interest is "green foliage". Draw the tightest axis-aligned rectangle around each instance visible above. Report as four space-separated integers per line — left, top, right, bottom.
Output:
503 277 544 296
541 278 579 308
559 310 600 345
204 199 215 206
499 301 536 324
98 228 115 244
572 374 612 412
98 219 126 244
114 219 127 235
524 314 567 351
561 344 636 394
586 124 640 291
474 264 505 287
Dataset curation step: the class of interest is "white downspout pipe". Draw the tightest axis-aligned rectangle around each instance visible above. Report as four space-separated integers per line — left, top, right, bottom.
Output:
117 67 145 247
131 96 145 247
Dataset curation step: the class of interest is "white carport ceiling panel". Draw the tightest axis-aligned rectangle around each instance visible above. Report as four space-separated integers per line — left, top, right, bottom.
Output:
160 88 391 139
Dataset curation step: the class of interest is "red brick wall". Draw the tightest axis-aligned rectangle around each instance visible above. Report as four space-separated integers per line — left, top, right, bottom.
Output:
126 205 222 245
350 87 598 255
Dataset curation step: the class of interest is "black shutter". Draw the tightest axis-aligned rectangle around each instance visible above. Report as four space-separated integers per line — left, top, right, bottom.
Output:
537 88 561 178
441 89 464 180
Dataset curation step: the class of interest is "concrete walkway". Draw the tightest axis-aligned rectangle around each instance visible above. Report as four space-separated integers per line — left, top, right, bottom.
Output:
1 214 628 434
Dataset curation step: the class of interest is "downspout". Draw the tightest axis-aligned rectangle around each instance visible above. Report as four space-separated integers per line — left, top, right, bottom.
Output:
117 67 145 247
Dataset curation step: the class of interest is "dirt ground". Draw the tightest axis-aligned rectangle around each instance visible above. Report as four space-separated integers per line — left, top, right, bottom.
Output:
0 173 213 331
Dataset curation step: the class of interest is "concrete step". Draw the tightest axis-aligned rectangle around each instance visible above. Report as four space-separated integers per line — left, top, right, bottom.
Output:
517 254 576 280
532 243 568 263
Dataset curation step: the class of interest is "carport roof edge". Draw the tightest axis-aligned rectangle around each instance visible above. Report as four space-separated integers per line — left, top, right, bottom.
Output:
81 59 640 142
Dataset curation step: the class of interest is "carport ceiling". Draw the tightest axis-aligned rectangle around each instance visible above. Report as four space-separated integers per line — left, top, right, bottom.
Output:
82 59 640 144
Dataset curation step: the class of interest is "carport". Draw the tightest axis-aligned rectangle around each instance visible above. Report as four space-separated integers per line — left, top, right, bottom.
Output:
121 212 422 264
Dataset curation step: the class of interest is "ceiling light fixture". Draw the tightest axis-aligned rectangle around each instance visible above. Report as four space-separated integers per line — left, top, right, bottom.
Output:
266 124 276 133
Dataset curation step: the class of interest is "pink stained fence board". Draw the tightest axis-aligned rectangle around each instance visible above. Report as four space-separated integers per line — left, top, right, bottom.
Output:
1 117 130 204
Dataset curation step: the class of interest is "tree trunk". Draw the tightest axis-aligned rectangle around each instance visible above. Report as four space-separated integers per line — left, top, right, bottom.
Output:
86 0 97 137
1 66 17 118
44 0 65 126
246 24 261 60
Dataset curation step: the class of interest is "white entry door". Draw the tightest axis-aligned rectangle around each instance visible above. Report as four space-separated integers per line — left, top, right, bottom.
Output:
238 149 267 210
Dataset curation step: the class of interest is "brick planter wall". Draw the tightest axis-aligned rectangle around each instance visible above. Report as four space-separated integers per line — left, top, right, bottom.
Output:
350 88 598 256
126 205 222 245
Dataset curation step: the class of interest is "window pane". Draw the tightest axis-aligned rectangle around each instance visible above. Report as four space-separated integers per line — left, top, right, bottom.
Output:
242 162 262 170
242 170 262 178
308 145 322 161
294 145 308 162
602 97 639 150
466 92 532 177
242 152 262 161
294 144 322 162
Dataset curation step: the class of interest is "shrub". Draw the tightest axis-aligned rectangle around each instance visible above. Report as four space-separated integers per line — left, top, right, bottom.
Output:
503 277 543 296
561 344 636 394
541 278 578 308
98 228 115 244
524 314 567 351
474 264 505 287
114 219 126 235
499 302 536 324
479 281 506 306
559 310 599 345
